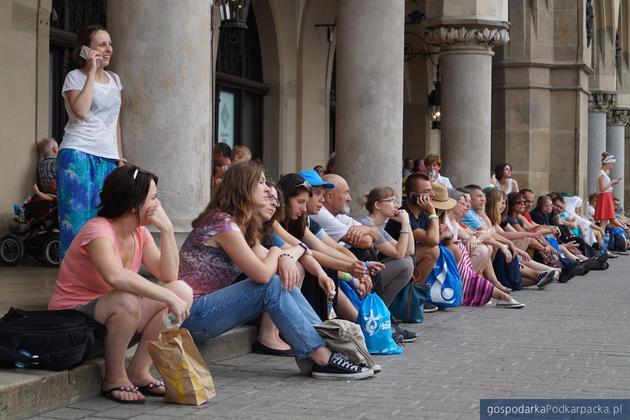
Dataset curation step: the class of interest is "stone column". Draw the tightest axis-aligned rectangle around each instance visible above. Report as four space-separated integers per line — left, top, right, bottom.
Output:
606 109 629 202
335 0 404 216
423 26 510 188
588 93 616 195
107 1 212 237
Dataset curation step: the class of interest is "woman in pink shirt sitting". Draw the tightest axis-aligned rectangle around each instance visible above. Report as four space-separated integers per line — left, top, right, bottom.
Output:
48 166 192 404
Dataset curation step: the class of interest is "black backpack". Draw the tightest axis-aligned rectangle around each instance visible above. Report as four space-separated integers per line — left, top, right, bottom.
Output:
0 308 106 370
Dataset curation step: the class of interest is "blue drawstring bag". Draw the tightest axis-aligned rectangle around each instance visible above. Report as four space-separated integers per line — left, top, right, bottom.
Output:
389 282 430 323
338 280 362 312
359 293 403 355
426 245 463 308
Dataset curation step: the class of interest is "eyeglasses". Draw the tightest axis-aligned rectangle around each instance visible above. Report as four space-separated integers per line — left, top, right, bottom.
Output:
267 194 280 208
516 200 526 205
378 198 398 204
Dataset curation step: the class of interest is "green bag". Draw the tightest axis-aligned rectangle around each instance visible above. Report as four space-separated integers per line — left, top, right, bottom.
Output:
389 282 429 323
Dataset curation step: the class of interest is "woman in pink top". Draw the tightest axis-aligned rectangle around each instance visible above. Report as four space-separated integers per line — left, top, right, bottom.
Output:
48 166 192 404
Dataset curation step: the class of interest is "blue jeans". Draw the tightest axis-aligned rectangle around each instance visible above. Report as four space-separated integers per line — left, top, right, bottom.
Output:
182 275 326 360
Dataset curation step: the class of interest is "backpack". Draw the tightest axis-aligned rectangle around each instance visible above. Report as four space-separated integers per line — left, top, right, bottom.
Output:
0 307 106 370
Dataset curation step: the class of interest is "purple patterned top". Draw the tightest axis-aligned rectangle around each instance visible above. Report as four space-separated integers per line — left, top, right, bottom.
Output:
179 212 243 298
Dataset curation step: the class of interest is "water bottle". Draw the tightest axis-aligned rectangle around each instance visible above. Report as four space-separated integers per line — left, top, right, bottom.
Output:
602 231 610 253
14 349 39 368
326 292 337 320
163 312 181 330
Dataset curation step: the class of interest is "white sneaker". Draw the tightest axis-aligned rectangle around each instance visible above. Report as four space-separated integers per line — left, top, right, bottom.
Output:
496 297 525 309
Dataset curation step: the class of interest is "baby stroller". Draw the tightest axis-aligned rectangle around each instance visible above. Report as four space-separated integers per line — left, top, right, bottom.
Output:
0 198 60 267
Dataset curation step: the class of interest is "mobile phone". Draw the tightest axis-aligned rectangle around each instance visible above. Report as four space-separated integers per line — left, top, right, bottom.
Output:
79 45 93 60
409 192 420 203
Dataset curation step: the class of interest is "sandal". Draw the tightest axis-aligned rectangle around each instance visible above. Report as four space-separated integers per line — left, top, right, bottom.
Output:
137 381 165 397
101 386 145 404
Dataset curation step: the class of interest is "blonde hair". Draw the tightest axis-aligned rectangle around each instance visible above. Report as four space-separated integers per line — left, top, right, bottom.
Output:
231 145 252 162
38 138 57 158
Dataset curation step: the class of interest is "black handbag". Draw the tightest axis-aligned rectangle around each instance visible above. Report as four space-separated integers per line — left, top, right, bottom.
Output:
0 307 106 370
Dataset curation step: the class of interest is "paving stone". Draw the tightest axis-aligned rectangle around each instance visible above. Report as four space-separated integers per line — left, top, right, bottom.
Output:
27 258 630 419
40 407 96 419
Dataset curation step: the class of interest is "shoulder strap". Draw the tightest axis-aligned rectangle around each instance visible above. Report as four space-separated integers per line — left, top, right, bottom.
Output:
106 71 121 89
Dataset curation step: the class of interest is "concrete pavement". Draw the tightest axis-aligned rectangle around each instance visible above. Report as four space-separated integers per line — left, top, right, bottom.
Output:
20 257 630 419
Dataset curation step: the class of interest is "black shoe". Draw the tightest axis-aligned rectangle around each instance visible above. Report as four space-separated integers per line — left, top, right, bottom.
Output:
424 302 438 313
536 271 555 289
392 323 418 343
252 340 294 357
312 352 374 380
558 264 578 283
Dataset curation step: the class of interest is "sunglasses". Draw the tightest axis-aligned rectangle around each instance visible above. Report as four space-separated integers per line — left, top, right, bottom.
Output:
516 200 525 205
292 180 312 191
132 166 148 180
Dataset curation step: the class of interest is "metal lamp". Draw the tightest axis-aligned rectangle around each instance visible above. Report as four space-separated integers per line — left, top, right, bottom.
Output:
217 0 251 30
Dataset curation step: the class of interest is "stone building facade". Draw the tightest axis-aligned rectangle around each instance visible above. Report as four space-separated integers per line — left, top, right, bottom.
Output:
0 0 628 239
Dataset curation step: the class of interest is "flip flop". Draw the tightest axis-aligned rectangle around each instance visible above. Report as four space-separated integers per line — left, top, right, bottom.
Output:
101 386 145 404
137 381 165 397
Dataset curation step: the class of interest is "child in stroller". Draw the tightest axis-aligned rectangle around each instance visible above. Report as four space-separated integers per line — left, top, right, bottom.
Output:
0 138 60 266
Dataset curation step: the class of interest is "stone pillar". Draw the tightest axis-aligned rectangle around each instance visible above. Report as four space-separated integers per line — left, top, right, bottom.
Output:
335 0 404 216
588 93 616 195
423 26 510 188
107 1 212 236
606 109 629 203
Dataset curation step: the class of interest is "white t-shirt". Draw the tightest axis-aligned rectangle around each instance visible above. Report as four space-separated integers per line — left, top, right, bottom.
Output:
309 206 361 243
435 173 453 190
599 169 612 193
61 69 122 159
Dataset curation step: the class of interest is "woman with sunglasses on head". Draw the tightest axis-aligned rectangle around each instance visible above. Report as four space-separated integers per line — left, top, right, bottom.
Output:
49 166 193 404
179 161 373 380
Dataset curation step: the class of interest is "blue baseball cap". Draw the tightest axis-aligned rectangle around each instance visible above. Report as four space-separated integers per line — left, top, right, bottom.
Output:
299 169 334 189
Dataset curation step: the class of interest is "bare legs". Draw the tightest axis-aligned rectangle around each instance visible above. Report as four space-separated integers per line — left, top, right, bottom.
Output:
95 280 192 402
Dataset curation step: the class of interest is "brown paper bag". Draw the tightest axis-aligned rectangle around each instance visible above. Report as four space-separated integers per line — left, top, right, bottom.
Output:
147 329 216 405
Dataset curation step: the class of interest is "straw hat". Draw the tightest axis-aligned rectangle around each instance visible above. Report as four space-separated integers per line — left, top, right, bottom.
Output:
431 182 456 210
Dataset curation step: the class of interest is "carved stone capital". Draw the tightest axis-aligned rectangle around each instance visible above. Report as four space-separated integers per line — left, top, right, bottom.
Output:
422 26 510 50
590 92 617 112
607 109 630 126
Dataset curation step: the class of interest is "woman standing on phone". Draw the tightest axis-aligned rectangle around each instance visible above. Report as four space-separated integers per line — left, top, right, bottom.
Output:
594 152 623 231
57 25 125 258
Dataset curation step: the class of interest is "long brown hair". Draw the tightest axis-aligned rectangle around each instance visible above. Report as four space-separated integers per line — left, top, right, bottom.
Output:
192 161 263 246
485 188 505 226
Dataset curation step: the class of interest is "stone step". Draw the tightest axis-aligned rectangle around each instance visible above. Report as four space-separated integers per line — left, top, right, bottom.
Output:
0 326 257 420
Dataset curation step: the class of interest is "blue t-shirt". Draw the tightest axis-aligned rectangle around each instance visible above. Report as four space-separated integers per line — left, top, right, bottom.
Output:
461 209 484 230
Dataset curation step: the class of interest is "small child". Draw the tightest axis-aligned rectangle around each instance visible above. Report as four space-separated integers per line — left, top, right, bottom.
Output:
34 137 59 200
231 144 252 162
14 138 58 222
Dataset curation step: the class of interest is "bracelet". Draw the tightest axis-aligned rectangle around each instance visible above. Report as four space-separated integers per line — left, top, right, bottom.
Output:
341 272 352 282
349 277 358 288
364 261 369 270
399 230 410 234
428 214 439 221
279 253 294 260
